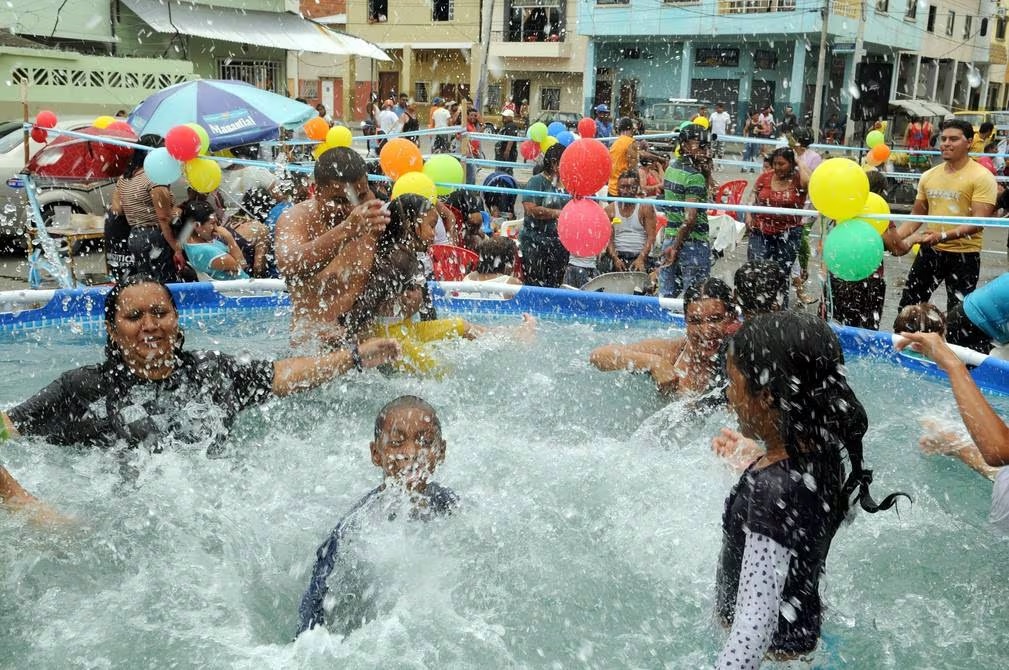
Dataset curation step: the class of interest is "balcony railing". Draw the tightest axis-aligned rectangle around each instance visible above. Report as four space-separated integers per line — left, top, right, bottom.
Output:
718 0 796 14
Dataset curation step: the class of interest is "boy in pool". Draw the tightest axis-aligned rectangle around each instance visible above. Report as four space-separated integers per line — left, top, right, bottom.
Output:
296 396 458 636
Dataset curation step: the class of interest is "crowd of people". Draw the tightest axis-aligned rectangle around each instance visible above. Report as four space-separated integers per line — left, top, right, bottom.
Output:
3 100 1009 667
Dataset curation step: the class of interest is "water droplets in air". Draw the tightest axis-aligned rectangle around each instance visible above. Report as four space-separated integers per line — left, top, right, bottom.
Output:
848 82 861 100
966 67 982 89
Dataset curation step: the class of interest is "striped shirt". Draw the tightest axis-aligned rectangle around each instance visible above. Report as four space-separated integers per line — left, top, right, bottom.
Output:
117 171 169 228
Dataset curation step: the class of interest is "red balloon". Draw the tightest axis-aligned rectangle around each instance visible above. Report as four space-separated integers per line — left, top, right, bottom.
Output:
559 138 611 197
30 127 48 143
35 110 57 129
558 199 611 257
519 140 541 161
577 117 596 139
978 156 997 175
165 125 202 161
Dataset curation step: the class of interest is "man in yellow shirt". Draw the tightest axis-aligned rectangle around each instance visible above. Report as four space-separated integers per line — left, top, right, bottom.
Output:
970 121 995 154
884 118 997 319
608 117 639 196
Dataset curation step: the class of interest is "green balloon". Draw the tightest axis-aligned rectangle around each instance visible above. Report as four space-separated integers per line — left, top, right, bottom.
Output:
865 130 884 149
528 122 548 143
679 121 692 130
184 123 210 155
824 218 884 281
423 154 464 196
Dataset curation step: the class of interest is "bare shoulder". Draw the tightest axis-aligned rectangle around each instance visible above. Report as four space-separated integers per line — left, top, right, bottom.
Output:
625 337 684 358
276 200 315 238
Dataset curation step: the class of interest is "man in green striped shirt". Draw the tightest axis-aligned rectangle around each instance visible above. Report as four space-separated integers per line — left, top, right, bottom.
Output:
659 124 712 297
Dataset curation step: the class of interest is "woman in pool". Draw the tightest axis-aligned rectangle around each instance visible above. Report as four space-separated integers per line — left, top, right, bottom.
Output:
0 275 399 450
715 311 907 668
589 278 736 397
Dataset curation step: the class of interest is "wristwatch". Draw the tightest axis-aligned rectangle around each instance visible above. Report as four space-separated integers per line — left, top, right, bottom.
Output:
940 231 948 242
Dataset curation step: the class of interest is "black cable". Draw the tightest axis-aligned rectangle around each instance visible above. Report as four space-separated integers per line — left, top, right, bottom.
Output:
49 0 70 39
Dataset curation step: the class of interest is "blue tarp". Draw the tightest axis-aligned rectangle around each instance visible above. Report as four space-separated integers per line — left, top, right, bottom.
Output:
2 282 1008 396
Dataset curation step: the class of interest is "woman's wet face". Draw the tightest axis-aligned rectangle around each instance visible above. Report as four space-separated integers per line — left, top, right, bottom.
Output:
685 298 731 352
772 155 793 177
416 206 437 248
111 283 180 367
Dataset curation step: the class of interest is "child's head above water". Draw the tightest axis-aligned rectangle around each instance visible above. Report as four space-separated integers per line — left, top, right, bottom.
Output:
475 236 516 276
370 396 445 492
893 303 946 338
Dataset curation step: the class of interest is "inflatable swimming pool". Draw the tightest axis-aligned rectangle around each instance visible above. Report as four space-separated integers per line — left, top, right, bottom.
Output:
1 282 1007 667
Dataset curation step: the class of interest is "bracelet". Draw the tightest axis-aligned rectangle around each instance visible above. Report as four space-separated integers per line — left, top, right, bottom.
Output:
346 341 363 372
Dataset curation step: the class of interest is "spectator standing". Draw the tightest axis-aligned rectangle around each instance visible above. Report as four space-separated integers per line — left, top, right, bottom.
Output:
659 124 713 297
430 98 453 153
741 111 762 173
607 117 640 196
778 105 797 136
520 144 569 287
708 103 732 167
495 108 521 172
971 121 996 155
594 104 614 139
745 147 810 288
399 100 420 145
463 108 483 185
315 104 333 125
377 99 399 135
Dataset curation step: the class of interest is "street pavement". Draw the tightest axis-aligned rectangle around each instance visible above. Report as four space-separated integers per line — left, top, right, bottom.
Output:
1 163 1005 334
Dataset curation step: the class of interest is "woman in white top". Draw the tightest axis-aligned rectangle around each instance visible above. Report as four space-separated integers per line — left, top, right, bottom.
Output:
604 169 656 272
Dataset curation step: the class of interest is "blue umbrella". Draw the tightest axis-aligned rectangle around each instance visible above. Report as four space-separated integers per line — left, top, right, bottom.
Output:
128 79 316 151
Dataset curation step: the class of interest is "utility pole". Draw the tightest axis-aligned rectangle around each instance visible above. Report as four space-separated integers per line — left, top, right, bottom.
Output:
811 0 830 140
844 0 868 144
474 0 496 115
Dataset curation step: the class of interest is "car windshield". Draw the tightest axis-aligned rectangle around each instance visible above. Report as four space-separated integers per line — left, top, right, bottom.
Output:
0 122 26 154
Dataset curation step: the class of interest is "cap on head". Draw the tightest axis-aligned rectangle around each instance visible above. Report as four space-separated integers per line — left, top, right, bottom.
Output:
501 108 515 117
679 123 710 144
594 104 610 114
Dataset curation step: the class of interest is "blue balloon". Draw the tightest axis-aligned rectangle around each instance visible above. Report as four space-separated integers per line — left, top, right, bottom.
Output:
547 121 566 138
144 147 182 185
556 130 575 147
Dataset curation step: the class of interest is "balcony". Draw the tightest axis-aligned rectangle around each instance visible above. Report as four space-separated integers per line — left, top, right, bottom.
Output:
718 0 796 14
489 34 570 59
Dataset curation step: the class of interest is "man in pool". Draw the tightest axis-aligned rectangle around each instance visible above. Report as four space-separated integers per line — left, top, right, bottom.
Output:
296 396 458 635
275 147 392 349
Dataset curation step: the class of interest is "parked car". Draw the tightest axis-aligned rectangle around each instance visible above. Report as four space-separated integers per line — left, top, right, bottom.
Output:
0 116 116 250
644 99 714 134
531 111 581 130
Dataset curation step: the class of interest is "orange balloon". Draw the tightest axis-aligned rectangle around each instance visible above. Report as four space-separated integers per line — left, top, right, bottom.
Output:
869 144 891 164
304 117 330 142
379 138 424 180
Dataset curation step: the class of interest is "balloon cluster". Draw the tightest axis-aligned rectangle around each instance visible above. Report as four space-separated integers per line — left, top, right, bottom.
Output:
374 138 464 204
307 120 353 160
808 157 886 281
864 130 890 168
144 123 217 192
520 119 577 162
31 110 58 143
556 138 613 257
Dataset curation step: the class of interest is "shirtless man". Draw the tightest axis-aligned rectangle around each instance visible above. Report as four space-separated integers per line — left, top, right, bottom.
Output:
275 148 391 348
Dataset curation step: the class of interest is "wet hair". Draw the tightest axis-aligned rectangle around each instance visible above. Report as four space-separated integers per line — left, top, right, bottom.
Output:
103 274 183 363
980 121 994 134
125 134 164 179
230 144 260 161
314 146 367 186
733 260 787 316
475 236 517 275
893 303 946 337
373 395 442 442
728 311 909 518
866 170 887 196
683 277 733 313
542 144 565 172
173 199 215 239
242 187 276 221
770 147 797 170
618 169 640 183
939 118 974 140
616 117 636 133
340 194 433 335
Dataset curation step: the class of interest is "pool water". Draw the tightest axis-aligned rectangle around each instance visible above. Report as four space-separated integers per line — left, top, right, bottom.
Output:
1 309 1008 668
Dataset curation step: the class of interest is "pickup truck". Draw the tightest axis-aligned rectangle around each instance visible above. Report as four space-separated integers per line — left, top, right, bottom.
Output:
644 100 712 134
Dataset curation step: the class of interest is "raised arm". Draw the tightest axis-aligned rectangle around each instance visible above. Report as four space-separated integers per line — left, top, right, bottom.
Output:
882 198 927 256
897 331 1009 465
275 200 388 279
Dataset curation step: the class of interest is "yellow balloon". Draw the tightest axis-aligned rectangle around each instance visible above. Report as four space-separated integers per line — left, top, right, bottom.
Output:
693 116 710 130
391 171 437 204
809 157 869 221
861 192 891 235
910 243 920 257
325 125 353 148
312 143 329 161
93 115 116 129
540 136 558 152
184 157 222 194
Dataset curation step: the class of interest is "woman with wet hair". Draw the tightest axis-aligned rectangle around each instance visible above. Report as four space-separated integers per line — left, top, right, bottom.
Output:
0 275 399 451
715 311 908 668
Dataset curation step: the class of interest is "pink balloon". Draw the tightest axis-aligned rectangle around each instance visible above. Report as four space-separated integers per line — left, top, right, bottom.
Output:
577 117 596 139
558 199 611 257
978 156 996 175
520 139 540 161
559 138 611 197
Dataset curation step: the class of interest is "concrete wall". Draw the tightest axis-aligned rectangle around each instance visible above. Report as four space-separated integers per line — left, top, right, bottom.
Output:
1 0 113 42
348 0 481 45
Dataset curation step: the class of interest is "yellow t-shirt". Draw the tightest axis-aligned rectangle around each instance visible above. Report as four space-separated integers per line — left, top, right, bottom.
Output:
369 317 467 374
916 160 997 253
608 135 636 196
970 133 994 154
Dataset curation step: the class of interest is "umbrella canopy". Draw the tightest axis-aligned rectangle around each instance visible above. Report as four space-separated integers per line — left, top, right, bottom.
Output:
128 80 316 151
27 124 138 180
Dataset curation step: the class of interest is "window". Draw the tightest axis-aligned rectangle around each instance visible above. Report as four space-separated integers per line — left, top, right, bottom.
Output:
414 82 429 103
505 0 565 43
997 17 1007 40
875 0 888 12
946 11 955 36
299 79 319 99
219 59 282 93
433 0 453 22
540 87 560 111
368 0 388 22
980 17 988 36
964 15 972 38
904 0 916 19
695 48 740 67
754 50 777 69
486 84 502 112
596 0 629 4
927 5 936 31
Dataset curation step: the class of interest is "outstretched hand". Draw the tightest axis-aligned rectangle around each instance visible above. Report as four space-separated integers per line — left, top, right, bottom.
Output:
711 427 762 471
357 338 401 368
895 331 962 371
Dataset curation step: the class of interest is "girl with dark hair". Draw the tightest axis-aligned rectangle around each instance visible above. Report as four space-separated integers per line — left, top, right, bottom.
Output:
110 134 181 283
589 277 736 397
177 200 249 280
745 146 811 290
0 276 399 451
715 311 908 667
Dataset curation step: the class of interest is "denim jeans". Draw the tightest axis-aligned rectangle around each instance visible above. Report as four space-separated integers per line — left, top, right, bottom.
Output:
658 238 711 298
564 264 598 288
747 226 803 306
742 139 761 169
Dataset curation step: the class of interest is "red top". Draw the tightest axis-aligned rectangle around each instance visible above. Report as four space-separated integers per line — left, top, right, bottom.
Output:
750 171 807 235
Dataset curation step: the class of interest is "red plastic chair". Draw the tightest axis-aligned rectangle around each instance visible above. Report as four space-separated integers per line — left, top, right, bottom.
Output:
430 244 479 281
709 179 749 217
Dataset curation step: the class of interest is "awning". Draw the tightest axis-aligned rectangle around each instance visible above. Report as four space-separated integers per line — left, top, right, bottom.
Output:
889 99 933 118
122 0 389 61
918 101 952 118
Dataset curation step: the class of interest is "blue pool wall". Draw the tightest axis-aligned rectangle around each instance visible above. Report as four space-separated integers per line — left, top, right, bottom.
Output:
2 282 1007 396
